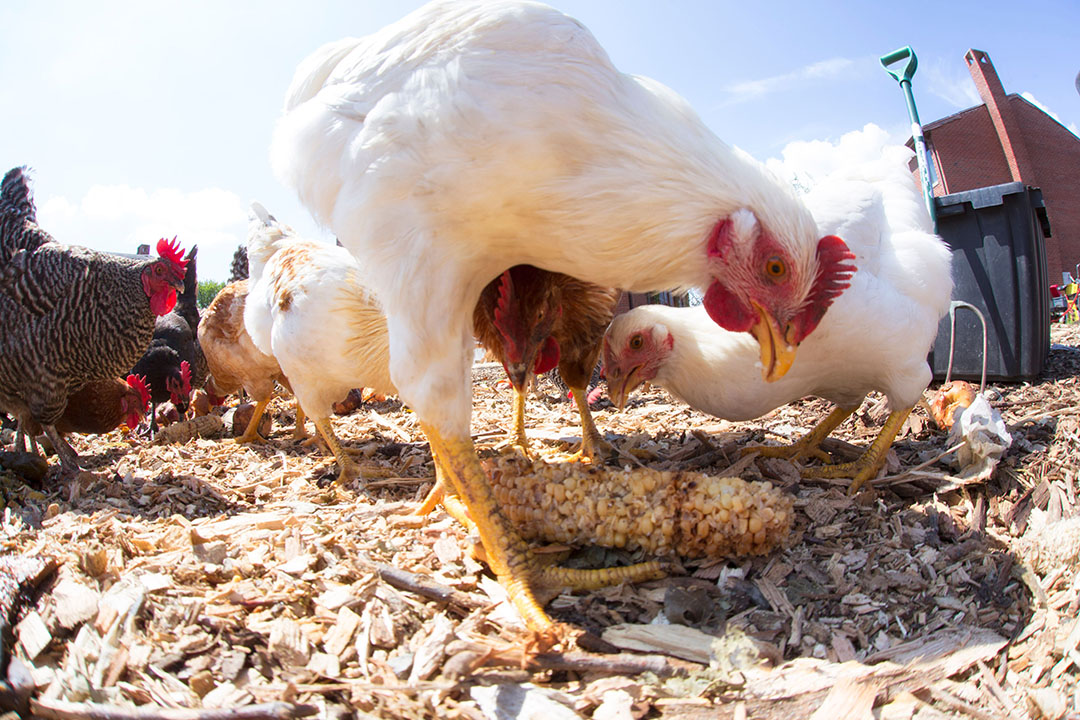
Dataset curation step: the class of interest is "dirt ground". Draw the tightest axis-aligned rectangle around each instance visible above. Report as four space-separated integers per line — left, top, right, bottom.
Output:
1 325 1078 719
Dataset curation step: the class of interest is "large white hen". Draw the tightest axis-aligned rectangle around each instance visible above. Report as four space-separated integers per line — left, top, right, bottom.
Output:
243 204 395 484
604 126 953 494
271 0 855 632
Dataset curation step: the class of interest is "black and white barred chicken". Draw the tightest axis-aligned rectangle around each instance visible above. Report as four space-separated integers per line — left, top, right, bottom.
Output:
0 166 188 474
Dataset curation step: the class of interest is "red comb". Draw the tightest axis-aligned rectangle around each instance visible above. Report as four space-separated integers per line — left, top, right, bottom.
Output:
180 361 192 393
126 374 151 408
156 236 189 270
493 270 513 329
492 270 524 361
790 235 857 344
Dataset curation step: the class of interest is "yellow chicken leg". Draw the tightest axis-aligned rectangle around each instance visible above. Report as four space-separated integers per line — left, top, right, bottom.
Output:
314 416 395 485
292 402 309 441
234 396 273 445
742 405 857 465
511 387 531 457
422 423 665 633
802 407 912 495
315 417 358 485
566 386 612 463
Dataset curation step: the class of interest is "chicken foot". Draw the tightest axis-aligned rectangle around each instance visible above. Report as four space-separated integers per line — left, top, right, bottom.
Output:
742 405 857 465
313 417 394 485
42 425 80 476
801 407 912 495
292 402 309 441
565 385 613 463
234 396 273 445
422 423 665 634
510 387 531 457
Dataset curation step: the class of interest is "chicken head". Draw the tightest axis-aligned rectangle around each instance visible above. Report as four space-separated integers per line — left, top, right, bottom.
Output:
702 209 855 381
142 237 189 316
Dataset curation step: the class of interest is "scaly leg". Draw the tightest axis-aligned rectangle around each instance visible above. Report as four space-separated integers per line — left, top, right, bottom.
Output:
315 417 357 485
742 405 858 465
233 396 273 445
802 407 912 495
422 423 665 633
511 387 531 457
43 426 79 477
566 386 612 463
292 402 309 441
314 417 395 485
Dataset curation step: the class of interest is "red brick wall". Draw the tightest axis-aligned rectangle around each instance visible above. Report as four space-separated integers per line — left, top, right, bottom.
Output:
926 107 1011 195
1012 98 1080 283
924 97 1080 283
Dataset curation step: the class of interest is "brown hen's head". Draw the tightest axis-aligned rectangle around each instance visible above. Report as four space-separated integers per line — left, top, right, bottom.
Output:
488 266 562 391
601 320 673 410
701 209 855 382
123 374 151 429
142 237 189 315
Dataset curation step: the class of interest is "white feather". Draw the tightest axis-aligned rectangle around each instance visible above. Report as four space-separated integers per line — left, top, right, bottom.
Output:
243 208 394 423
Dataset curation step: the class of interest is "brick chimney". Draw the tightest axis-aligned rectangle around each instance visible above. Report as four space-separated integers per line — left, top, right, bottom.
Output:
965 49 1034 183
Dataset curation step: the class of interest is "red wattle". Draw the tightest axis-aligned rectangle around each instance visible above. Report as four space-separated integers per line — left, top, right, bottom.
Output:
151 288 177 316
704 281 754 333
533 336 560 374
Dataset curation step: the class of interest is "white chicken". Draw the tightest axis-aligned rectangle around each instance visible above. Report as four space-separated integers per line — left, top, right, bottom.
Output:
603 127 954 494
271 0 855 632
243 203 395 484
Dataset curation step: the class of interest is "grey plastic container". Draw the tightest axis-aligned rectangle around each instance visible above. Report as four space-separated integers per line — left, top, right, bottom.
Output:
928 182 1051 382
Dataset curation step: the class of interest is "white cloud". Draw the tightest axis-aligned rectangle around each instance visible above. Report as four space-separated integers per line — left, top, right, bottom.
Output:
720 58 856 106
35 185 249 282
765 123 913 191
923 58 981 109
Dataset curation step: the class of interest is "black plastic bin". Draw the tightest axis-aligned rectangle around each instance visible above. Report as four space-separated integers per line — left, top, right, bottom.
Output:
928 182 1052 382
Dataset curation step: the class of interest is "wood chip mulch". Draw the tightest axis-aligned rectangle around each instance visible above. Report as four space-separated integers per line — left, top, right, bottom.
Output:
1 325 1078 719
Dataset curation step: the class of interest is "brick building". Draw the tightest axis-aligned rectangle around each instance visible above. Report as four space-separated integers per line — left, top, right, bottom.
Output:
917 49 1080 283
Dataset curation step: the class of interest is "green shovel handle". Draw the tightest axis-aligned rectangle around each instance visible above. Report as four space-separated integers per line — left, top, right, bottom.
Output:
880 46 918 84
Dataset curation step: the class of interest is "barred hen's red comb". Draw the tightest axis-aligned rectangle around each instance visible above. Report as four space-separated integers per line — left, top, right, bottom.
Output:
126 374 151 409
156 237 188 270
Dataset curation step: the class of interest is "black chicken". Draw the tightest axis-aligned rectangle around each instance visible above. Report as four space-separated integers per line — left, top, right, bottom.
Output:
131 245 208 432
0 166 187 474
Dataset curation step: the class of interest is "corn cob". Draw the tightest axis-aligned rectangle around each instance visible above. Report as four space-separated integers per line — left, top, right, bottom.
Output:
154 414 225 444
486 452 794 561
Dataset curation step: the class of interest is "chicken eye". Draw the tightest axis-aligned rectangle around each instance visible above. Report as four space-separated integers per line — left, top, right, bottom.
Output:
629 334 644 351
154 265 164 276
765 256 786 280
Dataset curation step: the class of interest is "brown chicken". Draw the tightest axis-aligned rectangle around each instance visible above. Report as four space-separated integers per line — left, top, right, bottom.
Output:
197 280 306 443
473 265 618 461
23 375 150 440
0 167 187 474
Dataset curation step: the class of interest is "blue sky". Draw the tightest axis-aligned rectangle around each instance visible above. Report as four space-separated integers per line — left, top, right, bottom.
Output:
2 1 1078 281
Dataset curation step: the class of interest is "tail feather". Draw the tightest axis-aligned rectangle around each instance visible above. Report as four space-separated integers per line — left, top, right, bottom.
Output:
1 166 52 263
246 201 294 283
1 167 35 226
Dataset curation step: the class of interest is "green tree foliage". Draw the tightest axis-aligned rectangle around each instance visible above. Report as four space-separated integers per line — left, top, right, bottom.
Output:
197 280 225 309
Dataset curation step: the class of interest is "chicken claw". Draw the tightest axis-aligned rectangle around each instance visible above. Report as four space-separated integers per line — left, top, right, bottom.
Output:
233 397 273 445
741 406 855 466
422 423 665 631
565 385 614 463
801 407 912 495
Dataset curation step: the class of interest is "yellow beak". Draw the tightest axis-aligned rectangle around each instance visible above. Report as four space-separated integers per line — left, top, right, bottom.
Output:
750 302 796 382
606 365 643 411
